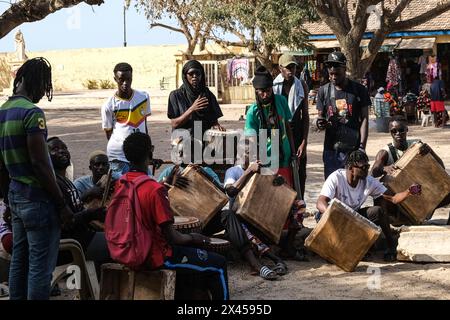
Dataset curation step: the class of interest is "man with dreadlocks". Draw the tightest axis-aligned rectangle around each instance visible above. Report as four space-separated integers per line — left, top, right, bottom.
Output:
244 66 307 261
316 150 420 262
0 57 74 299
101 62 152 177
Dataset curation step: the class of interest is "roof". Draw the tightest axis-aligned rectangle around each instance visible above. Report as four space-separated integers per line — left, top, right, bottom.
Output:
305 0 450 36
175 43 253 57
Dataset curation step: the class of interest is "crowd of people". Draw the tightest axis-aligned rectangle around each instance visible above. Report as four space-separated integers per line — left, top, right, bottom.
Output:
0 52 449 300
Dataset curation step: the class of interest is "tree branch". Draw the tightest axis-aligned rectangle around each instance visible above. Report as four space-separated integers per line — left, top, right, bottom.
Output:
0 0 104 39
393 1 450 31
150 22 184 34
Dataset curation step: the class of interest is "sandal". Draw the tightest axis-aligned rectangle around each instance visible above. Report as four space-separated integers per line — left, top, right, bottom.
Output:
259 266 278 280
272 262 288 276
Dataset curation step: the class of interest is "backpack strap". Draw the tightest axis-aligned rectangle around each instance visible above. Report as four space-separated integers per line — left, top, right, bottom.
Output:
387 143 399 163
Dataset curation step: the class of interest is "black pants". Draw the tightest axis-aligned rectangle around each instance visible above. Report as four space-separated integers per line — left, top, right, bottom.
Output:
164 245 229 300
203 210 252 256
358 206 394 249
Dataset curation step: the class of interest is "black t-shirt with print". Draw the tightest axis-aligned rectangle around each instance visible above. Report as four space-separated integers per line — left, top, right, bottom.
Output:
316 79 371 151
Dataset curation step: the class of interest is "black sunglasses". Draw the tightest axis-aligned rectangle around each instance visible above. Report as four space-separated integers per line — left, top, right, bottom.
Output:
354 164 370 170
390 128 407 134
186 70 201 77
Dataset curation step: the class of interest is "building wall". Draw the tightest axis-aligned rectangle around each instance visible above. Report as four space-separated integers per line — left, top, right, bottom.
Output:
13 44 186 91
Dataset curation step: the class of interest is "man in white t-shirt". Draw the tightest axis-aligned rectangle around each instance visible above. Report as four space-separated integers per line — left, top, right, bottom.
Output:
101 62 151 176
316 150 419 261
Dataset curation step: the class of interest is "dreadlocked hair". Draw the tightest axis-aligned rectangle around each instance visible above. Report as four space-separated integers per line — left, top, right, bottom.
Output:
123 132 152 164
13 57 53 102
113 62 133 74
345 150 369 168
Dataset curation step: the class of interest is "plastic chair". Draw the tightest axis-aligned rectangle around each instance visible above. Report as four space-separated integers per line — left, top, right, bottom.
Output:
51 239 99 300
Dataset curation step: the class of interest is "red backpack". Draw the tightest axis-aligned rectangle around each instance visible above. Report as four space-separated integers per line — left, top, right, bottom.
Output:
104 174 152 269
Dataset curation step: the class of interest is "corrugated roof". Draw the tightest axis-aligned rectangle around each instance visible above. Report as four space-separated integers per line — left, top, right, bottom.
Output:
306 0 450 36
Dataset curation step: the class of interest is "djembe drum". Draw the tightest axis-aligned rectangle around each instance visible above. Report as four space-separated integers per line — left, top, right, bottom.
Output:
204 129 241 165
204 237 231 255
173 216 202 234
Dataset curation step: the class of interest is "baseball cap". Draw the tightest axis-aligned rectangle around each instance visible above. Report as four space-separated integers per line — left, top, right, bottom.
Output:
324 51 347 67
278 54 298 67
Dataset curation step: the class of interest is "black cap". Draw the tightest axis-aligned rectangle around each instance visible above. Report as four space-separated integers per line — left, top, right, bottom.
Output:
252 66 273 89
324 51 347 67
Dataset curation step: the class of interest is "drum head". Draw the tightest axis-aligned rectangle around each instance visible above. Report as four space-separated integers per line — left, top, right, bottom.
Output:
174 216 200 227
209 237 230 245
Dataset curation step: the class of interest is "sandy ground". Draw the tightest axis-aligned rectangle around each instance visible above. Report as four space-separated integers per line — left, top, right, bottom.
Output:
2 89 450 300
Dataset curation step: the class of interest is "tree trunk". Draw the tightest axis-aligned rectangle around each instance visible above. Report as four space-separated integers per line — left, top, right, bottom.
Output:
340 42 363 81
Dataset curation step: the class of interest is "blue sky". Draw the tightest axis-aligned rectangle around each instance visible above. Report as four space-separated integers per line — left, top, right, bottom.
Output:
0 1 187 52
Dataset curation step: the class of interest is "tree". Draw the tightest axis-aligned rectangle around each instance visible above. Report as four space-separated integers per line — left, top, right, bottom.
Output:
135 0 212 55
0 0 105 39
309 0 450 80
205 0 317 70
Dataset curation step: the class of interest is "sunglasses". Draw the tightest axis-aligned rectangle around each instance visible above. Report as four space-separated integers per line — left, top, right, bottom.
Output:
390 128 407 134
353 164 370 171
186 70 201 77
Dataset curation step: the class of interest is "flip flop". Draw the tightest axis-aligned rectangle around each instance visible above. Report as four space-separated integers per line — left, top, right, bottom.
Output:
272 262 288 276
259 266 278 280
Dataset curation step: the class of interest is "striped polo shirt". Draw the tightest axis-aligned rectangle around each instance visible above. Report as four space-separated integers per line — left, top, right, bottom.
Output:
0 96 50 201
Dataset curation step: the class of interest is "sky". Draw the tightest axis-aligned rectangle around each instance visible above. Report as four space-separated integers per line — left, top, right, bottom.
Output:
0 1 188 52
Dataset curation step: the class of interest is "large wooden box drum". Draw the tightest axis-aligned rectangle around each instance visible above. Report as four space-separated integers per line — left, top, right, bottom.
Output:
232 173 297 244
382 142 450 224
204 129 241 164
304 199 381 272
168 165 228 226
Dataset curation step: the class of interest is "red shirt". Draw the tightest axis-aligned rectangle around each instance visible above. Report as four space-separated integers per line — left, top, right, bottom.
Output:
119 171 174 268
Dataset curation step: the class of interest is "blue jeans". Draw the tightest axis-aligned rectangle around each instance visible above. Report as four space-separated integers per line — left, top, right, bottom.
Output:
8 191 61 300
109 160 130 177
323 149 347 180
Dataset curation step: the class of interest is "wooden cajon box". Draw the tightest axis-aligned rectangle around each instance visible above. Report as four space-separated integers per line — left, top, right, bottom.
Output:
305 199 381 272
232 173 297 244
397 225 450 262
168 165 228 226
99 263 176 300
383 142 450 224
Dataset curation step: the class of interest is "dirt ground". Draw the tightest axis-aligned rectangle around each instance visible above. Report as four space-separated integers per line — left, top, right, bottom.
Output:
4 89 450 300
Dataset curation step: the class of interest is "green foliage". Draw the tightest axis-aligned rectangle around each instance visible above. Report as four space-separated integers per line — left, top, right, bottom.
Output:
83 79 98 90
99 79 115 89
204 0 318 66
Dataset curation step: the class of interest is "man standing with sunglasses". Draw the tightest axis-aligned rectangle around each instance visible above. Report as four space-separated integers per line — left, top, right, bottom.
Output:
371 116 449 225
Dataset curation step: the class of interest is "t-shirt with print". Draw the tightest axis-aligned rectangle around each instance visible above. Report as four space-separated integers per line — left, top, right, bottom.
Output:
382 139 420 166
119 171 173 269
101 90 151 163
0 96 50 201
320 169 387 211
223 165 245 210
244 94 292 168
316 80 371 151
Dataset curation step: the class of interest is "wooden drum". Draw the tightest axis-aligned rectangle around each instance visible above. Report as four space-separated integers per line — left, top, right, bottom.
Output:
304 199 381 272
232 173 297 244
382 142 450 224
173 216 202 234
168 165 228 226
204 129 241 164
204 237 231 255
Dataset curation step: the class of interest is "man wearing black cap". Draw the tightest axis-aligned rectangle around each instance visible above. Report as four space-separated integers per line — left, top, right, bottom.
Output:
316 51 371 179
